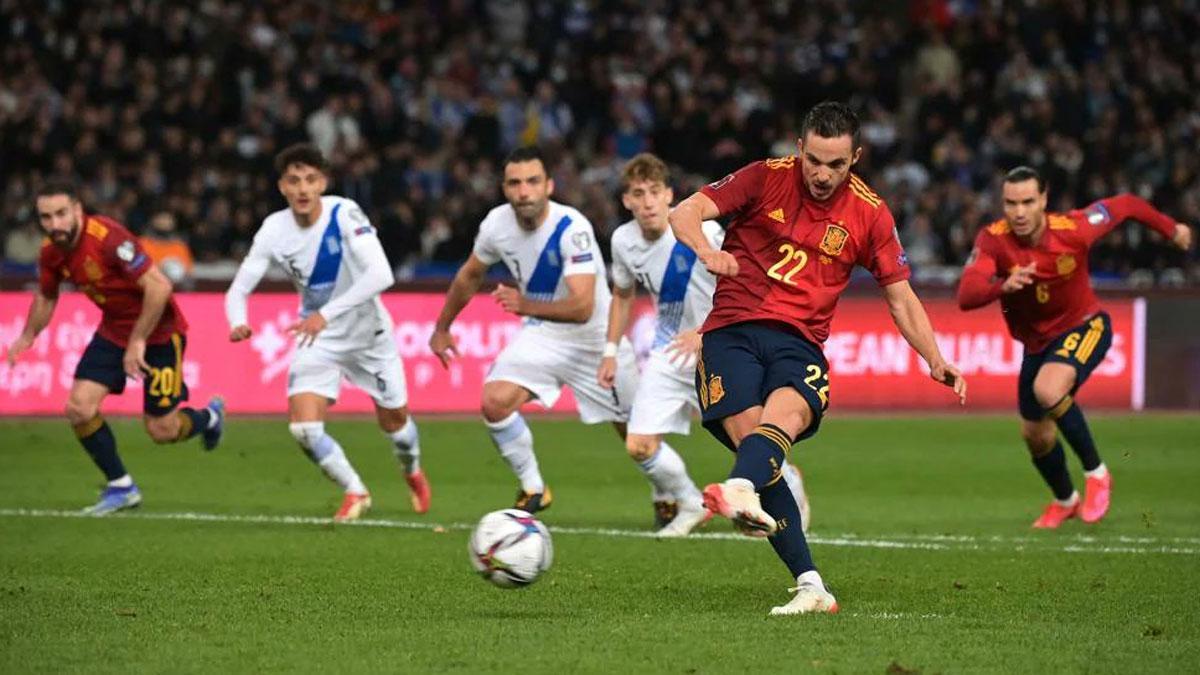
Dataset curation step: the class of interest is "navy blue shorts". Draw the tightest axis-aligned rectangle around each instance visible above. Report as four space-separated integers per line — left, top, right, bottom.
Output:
695 321 829 451
74 333 190 417
1017 311 1112 420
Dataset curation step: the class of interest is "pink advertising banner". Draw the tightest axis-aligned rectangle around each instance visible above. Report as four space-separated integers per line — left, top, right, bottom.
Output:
0 292 1142 415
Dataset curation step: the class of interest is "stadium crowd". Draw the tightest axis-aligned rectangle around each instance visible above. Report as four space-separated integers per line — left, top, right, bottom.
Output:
2 0 1198 285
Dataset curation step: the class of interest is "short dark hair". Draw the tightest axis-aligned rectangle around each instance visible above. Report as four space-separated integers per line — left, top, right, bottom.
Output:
1003 166 1046 193
275 143 330 176
35 178 80 203
504 145 546 168
800 101 861 148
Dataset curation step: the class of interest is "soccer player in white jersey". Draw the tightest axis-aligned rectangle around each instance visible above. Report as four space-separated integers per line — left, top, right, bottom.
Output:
224 144 429 522
429 146 638 514
600 153 812 536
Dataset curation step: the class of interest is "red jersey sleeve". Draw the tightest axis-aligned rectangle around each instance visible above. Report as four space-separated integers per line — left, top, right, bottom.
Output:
101 226 154 283
957 231 1002 310
1078 194 1177 245
699 161 767 222
860 204 911 286
37 244 61 298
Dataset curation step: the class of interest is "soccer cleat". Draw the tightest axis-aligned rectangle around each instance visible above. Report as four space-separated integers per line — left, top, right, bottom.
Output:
83 484 142 516
405 470 432 514
333 492 372 522
769 581 839 616
514 486 553 514
656 500 712 538
201 396 225 451
1032 498 1079 529
653 500 678 529
702 479 777 537
785 462 812 534
1080 472 1112 523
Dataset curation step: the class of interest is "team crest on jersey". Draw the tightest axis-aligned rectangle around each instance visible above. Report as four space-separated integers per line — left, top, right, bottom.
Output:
116 241 136 262
1056 254 1076 277
84 258 103 281
819 223 850 256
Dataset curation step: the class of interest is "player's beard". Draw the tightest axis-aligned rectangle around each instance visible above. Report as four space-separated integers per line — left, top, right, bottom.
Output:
513 199 546 229
49 218 80 249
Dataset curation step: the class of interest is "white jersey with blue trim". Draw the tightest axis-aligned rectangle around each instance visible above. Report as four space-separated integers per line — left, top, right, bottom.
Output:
225 195 394 345
610 218 722 351
472 200 610 341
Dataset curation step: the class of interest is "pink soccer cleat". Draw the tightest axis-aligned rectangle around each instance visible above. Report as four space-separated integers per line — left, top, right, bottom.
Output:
334 492 372 522
405 470 432 514
1032 499 1078 529
702 479 777 537
1080 472 1112 524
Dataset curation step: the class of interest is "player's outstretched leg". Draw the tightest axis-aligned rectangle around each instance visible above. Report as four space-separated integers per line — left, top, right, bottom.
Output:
385 413 430 514
289 422 371 521
66 381 140 515
1050 397 1110 523
485 411 551 513
702 424 787 537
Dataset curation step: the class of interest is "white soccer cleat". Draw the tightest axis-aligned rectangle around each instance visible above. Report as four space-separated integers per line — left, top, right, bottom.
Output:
656 500 712 538
702 478 777 537
333 492 372 522
769 578 839 616
783 463 812 533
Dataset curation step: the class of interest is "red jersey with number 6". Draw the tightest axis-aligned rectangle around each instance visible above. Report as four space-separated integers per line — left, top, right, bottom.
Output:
38 214 187 347
958 194 1176 353
699 157 910 346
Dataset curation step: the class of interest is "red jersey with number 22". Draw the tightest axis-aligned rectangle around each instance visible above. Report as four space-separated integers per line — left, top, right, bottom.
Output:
699 157 910 346
38 214 187 347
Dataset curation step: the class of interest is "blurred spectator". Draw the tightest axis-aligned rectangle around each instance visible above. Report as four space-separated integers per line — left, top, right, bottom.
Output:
0 0 1196 285
3 220 42 275
138 211 194 286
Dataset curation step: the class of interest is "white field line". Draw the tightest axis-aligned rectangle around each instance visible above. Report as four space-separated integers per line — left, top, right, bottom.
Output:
1 507 1197 556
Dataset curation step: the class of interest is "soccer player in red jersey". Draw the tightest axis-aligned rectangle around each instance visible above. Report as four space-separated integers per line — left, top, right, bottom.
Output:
669 102 967 615
958 166 1193 528
5 181 225 515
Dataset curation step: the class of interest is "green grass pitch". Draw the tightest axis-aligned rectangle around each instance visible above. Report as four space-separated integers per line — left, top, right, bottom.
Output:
1 413 1198 673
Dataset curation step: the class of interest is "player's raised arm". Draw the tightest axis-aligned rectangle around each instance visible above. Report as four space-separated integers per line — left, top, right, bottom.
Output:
670 192 738 277
956 236 1036 310
1080 194 1193 250
429 253 490 368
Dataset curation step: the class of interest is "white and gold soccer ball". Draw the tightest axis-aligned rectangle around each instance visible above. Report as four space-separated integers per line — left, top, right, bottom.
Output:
468 509 553 588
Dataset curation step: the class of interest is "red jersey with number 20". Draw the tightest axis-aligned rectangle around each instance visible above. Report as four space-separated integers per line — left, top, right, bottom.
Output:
959 195 1176 353
699 157 910 346
38 214 187 347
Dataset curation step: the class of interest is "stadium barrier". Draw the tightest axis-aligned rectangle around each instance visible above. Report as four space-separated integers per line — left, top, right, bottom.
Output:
0 292 1143 414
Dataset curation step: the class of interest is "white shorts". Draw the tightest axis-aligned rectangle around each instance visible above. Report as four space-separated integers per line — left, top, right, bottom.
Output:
288 328 408 409
628 349 699 436
486 329 637 424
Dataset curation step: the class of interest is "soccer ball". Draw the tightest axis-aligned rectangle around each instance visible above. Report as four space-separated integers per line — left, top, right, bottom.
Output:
468 509 553 588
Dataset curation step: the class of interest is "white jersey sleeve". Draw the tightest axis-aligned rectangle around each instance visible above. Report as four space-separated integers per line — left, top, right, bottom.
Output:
609 225 636 291
471 210 503 265
224 225 274 328
702 219 725 251
559 218 598 278
318 201 394 323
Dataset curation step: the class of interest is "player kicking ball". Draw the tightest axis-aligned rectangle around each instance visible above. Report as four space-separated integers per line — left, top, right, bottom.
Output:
959 166 1192 528
430 146 640 516
225 144 429 522
670 102 966 615
6 180 224 515
600 153 811 537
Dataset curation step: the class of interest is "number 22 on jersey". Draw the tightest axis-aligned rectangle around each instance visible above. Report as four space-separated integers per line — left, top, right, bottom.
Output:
767 241 809 286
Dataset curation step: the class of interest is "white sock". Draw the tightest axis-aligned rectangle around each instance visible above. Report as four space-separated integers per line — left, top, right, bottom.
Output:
290 422 368 494
1056 490 1080 507
485 412 543 492
388 417 421 474
1085 463 1108 479
797 569 826 591
638 442 702 508
108 474 133 488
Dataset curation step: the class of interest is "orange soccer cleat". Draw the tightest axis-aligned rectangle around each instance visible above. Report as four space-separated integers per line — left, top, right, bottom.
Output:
1032 498 1078 529
333 492 372 522
1080 472 1112 524
405 470 432 514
